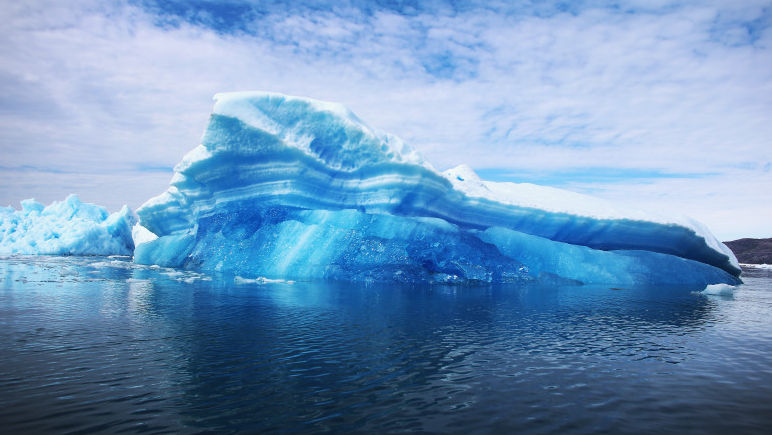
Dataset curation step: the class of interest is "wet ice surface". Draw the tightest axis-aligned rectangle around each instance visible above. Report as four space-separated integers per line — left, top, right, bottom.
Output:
1 256 771 434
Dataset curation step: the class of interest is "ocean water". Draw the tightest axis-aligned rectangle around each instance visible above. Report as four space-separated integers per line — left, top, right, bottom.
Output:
1 256 771 434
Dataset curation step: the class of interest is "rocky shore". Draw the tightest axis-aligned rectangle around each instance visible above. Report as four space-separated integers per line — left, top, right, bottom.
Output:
725 238 772 265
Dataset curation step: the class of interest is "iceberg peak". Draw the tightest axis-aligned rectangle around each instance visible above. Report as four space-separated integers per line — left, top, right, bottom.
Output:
210 91 429 171
444 164 482 183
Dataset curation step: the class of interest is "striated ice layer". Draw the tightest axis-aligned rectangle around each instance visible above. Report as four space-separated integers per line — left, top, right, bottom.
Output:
134 91 741 286
0 195 136 256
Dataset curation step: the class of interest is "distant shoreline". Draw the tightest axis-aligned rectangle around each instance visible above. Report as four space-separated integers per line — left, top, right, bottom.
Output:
725 238 772 265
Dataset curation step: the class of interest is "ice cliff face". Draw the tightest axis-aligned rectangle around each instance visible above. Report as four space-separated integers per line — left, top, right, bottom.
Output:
0 195 136 256
134 91 741 286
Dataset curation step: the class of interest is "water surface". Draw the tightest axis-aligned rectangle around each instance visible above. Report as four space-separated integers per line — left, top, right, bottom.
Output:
1 256 771 433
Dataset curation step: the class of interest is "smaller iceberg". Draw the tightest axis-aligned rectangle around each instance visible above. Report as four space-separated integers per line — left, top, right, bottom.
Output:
0 194 136 256
700 283 736 296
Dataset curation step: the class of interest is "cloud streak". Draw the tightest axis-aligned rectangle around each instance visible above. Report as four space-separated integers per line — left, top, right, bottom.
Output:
0 0 770 240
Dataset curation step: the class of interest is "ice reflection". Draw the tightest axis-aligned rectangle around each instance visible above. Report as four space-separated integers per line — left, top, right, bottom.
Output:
0 256 771 434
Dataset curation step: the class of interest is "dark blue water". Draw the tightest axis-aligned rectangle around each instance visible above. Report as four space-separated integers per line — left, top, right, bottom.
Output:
1 256 771 434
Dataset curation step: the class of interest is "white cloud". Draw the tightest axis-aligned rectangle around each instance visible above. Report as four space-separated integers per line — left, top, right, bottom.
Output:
0 0 770 240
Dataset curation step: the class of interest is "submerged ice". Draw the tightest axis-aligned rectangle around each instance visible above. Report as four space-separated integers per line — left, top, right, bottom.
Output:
132 91 740 286
0 195 136 256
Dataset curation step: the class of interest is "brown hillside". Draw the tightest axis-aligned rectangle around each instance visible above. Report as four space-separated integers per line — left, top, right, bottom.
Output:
724 238 772 264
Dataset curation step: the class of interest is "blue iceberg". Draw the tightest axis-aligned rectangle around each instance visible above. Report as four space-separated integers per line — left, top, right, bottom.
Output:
0 194 136 256
133 92 741 286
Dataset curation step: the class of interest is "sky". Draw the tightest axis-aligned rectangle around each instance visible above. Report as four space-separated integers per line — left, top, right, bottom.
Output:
0 0 770 241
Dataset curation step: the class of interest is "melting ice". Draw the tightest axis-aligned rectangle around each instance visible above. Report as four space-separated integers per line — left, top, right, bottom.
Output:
129 92 740 286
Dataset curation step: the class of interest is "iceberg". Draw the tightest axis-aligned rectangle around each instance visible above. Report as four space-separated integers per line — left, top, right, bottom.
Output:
0 194 136 256
133 91 741 286
700 283 736 296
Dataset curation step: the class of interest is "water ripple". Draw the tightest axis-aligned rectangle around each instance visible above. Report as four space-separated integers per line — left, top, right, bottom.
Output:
1 257 772 433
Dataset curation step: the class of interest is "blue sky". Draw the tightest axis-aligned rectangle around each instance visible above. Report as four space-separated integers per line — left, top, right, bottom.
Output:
1 0 770 240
